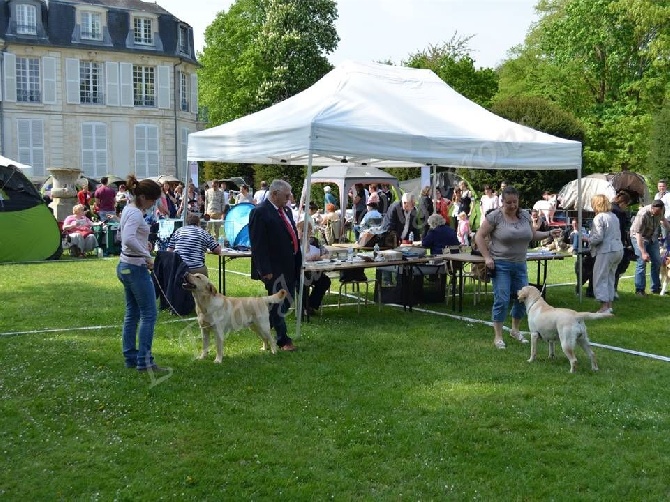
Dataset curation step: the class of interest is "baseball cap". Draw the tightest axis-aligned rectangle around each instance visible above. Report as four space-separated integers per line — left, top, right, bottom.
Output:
324 186 331 192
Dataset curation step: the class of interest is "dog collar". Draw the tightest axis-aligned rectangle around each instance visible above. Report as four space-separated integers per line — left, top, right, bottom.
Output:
525 296 541 311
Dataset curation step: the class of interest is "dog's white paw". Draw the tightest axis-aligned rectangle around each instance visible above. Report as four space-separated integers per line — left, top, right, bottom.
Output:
214 358 223 364
196 353 207 360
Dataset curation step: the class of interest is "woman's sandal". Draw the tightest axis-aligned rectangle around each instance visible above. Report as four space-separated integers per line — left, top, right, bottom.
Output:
509 330 529 344
494 339 506 349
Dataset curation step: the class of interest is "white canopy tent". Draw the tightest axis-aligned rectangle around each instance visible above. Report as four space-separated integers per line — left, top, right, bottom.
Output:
307 164 399 210
188 60 584 332
188 61 581 170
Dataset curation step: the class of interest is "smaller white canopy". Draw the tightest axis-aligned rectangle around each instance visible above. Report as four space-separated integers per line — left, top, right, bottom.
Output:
306 164 398 210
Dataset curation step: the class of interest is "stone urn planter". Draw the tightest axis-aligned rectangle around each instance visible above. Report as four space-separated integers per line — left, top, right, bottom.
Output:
48 167 82 221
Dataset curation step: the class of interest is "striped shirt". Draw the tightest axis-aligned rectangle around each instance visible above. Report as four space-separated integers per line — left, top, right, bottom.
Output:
168 225 219 268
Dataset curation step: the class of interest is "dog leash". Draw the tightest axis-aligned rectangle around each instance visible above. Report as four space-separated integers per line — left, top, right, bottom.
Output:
150 269 186 318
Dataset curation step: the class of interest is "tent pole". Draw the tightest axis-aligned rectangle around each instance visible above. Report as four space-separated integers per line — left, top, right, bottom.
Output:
577 161 583 303
296 157 314 339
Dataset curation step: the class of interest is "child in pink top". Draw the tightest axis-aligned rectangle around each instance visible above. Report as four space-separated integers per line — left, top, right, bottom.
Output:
457 211 470 246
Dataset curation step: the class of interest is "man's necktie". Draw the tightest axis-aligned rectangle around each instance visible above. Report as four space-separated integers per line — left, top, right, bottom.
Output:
278 207 299 253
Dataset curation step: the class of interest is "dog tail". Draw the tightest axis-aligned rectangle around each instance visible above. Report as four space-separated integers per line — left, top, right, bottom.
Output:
266 289 287 304
576 312 613 321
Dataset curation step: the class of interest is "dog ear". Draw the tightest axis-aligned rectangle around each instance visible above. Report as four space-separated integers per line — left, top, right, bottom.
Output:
207 283 217 295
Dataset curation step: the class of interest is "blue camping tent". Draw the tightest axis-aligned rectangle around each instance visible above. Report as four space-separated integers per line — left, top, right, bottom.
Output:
224 202 253 248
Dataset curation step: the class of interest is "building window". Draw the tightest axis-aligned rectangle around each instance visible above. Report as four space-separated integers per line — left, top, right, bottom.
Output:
179 72 189 112
16 57 41 103
16 4 37 35
81 123 108 177
80 62 104 104
135 125 159 178
81 11 103 40
17 119 45 175
133 17 153 45
178 25 189 54
133 65 155 106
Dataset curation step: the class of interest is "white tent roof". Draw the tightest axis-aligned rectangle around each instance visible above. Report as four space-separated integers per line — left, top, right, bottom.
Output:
188 60 582 170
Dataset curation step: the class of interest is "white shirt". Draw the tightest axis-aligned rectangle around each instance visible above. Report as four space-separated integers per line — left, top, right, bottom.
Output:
654 191 670 218
253 188 268 204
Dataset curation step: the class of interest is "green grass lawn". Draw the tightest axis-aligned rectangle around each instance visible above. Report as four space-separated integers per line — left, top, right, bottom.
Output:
1 254 669 500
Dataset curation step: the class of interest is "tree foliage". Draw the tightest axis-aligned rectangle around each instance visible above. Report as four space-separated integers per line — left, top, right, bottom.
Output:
462 95 586 207
198 0 339 127
647 104 670 183
497 0 670 175
404 34 499 108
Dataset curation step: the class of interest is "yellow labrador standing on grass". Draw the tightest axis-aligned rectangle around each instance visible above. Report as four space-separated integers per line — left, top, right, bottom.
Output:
517 285 611 373
182 273 284 362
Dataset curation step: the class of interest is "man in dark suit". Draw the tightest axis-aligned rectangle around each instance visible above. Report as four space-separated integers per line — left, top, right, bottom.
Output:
381 192 421 242
249 179 302 351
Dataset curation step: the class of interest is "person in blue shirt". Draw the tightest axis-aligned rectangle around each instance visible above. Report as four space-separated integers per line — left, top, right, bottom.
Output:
356 201 382 231
422 213 459 255
167 213 222 276
323 185 337 207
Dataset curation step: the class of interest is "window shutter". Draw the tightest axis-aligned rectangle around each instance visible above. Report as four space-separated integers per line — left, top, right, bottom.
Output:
105 62 119 107
31 121 45 175
82 123 94 175
147 125 159 176
18 119 32 164
42 57 56 104
66 58 80 104
4 53 17 102
190 73 198 116
134 125 147 178
120 62 133 107
95 123 108 174
157 65 170 109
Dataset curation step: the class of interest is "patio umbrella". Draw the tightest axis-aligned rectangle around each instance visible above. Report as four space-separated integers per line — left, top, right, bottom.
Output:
609 172 649 205
102 174 124 185
149 174 181 184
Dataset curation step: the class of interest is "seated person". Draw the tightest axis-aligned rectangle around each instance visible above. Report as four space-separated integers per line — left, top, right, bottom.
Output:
167 214 222 276
303 237 331 315
568 218 589 254
356 201 382 231
321 203 342 244
62 203 98 257
422 214 459 255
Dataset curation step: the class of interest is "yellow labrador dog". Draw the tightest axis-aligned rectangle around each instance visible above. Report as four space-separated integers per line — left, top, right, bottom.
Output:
517 285 610 373
183 273 284 362
660 255 670 296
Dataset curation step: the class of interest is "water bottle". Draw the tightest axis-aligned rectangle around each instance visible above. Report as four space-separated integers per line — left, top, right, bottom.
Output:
347 247 354 263
373 243 380 258
97 247 104 259
408 231 414 243
218 236 225 248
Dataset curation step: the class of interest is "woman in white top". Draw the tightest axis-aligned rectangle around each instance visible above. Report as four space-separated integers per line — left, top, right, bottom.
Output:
116 175 166 372
589 194 624 314
479 185 499 215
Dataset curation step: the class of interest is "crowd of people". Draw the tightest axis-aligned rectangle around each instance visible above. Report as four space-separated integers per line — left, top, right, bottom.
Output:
75 172 668 369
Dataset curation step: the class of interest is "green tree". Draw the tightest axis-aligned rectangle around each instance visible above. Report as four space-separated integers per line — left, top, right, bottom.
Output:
462 95 586 207
198 0 339 127
647 103 670 183
497 0 670 174
404 34 499 108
